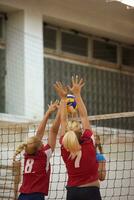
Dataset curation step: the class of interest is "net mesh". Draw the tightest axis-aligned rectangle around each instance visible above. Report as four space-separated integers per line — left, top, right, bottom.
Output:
0 111 134 200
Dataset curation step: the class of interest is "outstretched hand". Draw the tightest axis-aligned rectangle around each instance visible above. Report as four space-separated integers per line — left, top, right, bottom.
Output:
68 75 85 96
53 81 67 99
47 100 59 113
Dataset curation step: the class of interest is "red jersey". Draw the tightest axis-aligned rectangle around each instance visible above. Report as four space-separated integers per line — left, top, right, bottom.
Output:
19 144 52 195
60 129 98 187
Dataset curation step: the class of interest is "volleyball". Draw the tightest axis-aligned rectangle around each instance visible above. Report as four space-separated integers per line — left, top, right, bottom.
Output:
67 94 77 113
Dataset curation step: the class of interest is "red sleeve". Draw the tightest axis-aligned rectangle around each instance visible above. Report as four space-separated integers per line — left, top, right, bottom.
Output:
80 129 93 141
42 144 51 151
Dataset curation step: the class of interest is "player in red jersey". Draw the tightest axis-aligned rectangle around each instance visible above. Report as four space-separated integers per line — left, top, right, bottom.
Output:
54 76 102 200
12 100 60 200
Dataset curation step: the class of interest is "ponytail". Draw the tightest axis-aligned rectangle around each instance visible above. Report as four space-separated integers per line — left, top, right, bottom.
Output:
95 135 103 154
13 136 42 161
13 143 26 161
62 130 81 159
98 144 103 154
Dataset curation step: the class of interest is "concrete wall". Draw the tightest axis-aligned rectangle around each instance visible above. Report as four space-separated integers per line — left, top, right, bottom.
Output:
24 8 44 119
3 2 44 119
6 11 25 115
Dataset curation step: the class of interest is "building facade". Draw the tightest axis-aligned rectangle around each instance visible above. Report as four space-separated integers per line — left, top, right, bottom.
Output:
0 0 134 120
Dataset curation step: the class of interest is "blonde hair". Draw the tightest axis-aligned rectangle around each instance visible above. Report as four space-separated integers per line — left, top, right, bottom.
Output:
13 143 26 161
63 120 82 159
13 136 42 161
67 120 81 132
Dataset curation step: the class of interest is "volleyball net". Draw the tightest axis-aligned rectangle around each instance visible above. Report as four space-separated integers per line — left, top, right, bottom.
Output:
0 111 134 200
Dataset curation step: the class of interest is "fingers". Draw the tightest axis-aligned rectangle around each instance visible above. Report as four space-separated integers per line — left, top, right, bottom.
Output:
54 100 60 108
54 75 85 97
54 76 83 89
79 78 83 85
47 103 51 108
48 100 59 109
72 75 85 86
55 81 63 88
54 81 68 99
55 99 59 104
51 100 59 105
53 81 64 92
75 75 79 84
72 75 79 84
53 83 61 95
72 76 75 85
80 82 85 88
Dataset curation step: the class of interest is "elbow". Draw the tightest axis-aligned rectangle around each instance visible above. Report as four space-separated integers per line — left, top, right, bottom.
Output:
99 175 106 181
98 171 106 181
98 161 106 181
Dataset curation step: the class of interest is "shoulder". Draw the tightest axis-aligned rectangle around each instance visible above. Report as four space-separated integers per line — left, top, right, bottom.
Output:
80 129 95 144
39 144 53 157
42 144 52 151
82 129 93 138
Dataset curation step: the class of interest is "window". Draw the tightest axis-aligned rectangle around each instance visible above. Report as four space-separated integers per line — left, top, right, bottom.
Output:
43 23 134 70
61 32 88 56
122 47 134 67
93 40 117 63
43 25 57 49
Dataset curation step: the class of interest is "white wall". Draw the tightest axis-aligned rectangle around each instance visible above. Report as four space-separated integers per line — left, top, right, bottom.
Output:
24 8 44 119
6 11 25 115
4 2 44 119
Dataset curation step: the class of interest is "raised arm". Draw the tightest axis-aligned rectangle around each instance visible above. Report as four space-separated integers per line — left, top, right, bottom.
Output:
54 82 67 136
36 101 58 140
48 107 60 151
69 75 91 131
